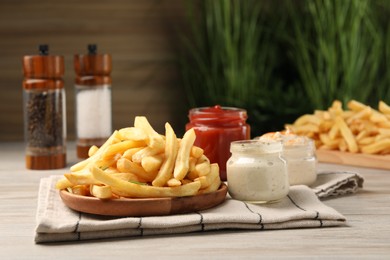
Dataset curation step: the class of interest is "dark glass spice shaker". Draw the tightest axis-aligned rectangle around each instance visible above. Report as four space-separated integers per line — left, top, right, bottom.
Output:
22 45 67 169
74 44 112 159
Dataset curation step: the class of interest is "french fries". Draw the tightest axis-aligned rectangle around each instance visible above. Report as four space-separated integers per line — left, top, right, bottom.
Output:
286 100 390 155
56 117 221 199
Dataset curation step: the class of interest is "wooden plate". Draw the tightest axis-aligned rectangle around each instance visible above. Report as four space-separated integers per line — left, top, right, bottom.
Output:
317 149 390 170
60 183 228 217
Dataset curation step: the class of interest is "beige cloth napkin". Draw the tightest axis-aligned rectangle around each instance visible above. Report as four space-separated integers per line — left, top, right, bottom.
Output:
312 171 364 199
35 171 362 243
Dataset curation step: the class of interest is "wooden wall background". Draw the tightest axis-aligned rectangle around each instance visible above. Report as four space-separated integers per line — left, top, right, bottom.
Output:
0 0 189 142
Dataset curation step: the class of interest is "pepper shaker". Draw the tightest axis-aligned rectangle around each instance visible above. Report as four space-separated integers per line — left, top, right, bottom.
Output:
22 45 67 169
74 44 112 158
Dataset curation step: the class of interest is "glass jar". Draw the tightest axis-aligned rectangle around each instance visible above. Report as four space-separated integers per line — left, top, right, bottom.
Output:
74 44 112 158
22 45 66 169
226 140 289 203
256 133 317 186
186 105 250 181
283 137 317 186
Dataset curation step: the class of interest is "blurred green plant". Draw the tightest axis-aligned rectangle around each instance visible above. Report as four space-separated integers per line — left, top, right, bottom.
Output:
177 0 390 136
178 0 307 136
374 0 390 103
287 0 383 109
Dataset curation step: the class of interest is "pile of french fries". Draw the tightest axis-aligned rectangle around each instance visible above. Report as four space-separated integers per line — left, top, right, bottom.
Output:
286 100 390 155
56 116 221 199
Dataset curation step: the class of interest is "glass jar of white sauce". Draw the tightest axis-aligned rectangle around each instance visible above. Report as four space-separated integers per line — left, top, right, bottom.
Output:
283 137 317 186
226 140 289 203
256 133 317 186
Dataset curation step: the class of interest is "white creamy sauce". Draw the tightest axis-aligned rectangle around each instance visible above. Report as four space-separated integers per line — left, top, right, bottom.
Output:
227 157 289 203
257 133 318 186
287 158 317 186
283 143 317 186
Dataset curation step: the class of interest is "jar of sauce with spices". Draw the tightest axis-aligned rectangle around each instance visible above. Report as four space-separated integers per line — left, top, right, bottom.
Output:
22 45 66 169
186 105 250 181
74 44 112 159
226 140 289 203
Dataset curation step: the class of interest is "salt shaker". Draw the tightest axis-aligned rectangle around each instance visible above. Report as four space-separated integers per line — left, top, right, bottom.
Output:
22 45 67 169
74 44 112 158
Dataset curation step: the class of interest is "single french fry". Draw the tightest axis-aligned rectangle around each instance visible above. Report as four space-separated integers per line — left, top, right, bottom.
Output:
361 139 390 154
90 185 112 199
117 157 157 182
292 124 319 134
347 100 367 112
379 100 390 114
141 154 164 173
339 139 348 152
132 147 161 163
111 171 147 183
190 146 204 159
293 114 322 126
197 154 210 164
167 178 182 187
194 161 211 177
88 145 99 157
361 121 379 135
94 156 118 171
319 120 333 132
198 164 221 194
335 116 359 153
70 185 90 196
357 136 376 145
346 107 371 124
341 110 355 120
174 128 196 180
122 147 143 160
355 130 368 141
188 157 197 172
328 123 339 140
134 116 165 152
152 123 178 187
118 127 148 141
328 100 343 116
70 130 120 172
319 134 340 149
55 177 74 190
370 110 388 123
65 170 101 185
194 163 219 189
102 140 146 160
314 110 331 120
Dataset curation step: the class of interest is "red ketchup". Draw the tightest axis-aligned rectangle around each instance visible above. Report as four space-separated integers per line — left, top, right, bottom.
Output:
186 105 250 181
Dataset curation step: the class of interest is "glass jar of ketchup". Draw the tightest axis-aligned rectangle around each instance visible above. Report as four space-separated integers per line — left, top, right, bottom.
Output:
186 105 250 181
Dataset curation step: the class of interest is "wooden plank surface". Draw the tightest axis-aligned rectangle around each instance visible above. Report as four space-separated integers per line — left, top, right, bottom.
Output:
0 142 389 258
317 149 390 170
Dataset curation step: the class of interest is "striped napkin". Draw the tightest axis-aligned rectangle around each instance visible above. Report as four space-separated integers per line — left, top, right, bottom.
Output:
35 171 362 243
313 171 364 198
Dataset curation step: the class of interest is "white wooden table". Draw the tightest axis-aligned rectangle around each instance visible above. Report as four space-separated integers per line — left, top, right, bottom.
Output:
1 142 389 259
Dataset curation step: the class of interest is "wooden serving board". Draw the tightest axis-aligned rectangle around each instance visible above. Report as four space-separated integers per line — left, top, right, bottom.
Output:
316 150 390 170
